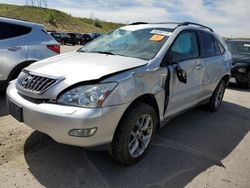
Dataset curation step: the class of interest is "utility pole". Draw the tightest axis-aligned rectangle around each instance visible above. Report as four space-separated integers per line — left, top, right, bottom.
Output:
26 0 48 8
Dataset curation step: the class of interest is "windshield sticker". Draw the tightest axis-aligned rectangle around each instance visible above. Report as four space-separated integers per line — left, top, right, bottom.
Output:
150 34 165 42
150 30 172 36
244 44 250 47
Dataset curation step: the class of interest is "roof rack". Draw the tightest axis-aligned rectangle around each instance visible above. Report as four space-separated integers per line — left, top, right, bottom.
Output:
129 22 149 25
177 22 214 32
128 21 214 32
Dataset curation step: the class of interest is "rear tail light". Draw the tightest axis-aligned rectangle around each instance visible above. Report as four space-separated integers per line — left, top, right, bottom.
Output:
47 45 60 54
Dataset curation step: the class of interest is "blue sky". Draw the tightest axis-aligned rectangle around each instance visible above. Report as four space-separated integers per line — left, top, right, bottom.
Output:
1 0 250 37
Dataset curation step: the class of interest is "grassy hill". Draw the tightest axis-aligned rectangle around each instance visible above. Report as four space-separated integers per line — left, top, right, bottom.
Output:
0 4 123 33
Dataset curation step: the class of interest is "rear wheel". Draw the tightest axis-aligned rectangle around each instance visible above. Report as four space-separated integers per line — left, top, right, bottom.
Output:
110 102 157 165
207 80 226 111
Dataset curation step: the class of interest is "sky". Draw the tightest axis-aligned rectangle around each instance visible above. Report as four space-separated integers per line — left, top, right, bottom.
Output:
1 0 250 38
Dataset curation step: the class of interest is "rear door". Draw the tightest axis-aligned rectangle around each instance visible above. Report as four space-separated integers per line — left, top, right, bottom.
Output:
164 30 205 117
199 31 225 98
0 22 29 81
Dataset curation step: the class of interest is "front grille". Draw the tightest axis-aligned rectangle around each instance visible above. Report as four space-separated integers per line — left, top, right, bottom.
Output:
16 71 64 94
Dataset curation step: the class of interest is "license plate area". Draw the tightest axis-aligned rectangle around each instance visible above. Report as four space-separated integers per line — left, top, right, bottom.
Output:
9 100 23 122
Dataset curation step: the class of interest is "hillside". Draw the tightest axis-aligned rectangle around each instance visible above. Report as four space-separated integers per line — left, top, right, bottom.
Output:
0 4 123 33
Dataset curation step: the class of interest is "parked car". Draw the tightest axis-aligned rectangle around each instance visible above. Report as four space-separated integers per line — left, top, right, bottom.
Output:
82 32 102 44
226 39 250 88
91 32 102 39
7 22 231 165
74 33 84 45
49 32 62 43
60 32 77 45
0 17 60 91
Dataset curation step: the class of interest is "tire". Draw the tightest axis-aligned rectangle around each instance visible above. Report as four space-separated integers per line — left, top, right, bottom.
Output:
110 102 157 165
235 72 250 89
207 80 226 112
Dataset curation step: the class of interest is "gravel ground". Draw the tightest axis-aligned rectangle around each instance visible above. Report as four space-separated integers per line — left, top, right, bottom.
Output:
0 45 249 188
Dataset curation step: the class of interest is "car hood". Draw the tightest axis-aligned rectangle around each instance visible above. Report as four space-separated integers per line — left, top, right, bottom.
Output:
232 53 250 64
25 52 148 83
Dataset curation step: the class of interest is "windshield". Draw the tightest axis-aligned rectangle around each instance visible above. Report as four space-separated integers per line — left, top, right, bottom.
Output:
79 27 172 60
226 41 250 55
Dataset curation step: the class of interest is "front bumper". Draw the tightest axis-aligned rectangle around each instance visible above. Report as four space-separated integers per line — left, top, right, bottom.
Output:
7 82 129 148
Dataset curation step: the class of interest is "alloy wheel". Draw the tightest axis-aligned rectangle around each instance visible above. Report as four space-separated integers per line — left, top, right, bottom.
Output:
128 114 153 158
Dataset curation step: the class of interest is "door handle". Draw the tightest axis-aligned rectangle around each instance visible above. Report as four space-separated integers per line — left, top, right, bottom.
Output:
195 64 205 70
7 47 22 51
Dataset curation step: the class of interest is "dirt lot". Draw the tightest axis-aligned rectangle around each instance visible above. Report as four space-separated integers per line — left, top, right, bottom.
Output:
0 45 249 188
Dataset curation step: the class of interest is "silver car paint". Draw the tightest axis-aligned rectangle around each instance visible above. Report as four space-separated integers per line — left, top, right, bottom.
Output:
0 17 58 82
7 24 231 147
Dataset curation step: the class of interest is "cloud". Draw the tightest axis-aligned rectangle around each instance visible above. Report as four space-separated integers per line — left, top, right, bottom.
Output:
1 0 250 37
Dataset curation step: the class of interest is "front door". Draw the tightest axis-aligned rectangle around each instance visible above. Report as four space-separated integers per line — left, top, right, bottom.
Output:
164 30 205 117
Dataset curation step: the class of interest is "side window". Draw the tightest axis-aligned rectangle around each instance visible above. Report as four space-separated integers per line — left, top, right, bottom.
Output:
0 22 32 40
216 40 225 55
0 22 10 40
214 40 221 56
201 32 216 57
170 31 199 62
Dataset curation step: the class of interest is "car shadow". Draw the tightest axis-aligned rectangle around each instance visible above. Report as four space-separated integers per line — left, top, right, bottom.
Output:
0 91 8 117
24 101 250 188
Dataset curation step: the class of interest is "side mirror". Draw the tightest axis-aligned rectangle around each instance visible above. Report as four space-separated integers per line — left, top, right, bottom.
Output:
175 64 187 84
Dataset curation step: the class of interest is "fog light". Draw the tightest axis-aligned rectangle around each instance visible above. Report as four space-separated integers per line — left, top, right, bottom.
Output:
68 128 97 137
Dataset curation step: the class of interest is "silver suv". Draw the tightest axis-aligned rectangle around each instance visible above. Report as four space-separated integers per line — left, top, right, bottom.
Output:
7 22 231 165
0 17 60 91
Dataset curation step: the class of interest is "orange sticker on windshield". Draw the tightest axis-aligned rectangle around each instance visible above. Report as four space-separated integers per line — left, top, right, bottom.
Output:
150 34 165 42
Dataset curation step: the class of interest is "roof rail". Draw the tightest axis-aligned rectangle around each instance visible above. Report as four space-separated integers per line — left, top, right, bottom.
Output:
178 22 214 32
129 22 148 25
128 21 214 32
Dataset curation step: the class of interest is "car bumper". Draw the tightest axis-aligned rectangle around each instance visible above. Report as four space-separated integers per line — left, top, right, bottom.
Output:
7 82 129 148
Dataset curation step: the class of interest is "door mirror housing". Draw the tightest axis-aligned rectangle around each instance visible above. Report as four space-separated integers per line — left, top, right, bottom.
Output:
175 63 187 84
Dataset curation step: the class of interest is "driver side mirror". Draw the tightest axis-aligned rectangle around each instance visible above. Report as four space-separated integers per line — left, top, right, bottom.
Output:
166 52 187 84
175 63 187 84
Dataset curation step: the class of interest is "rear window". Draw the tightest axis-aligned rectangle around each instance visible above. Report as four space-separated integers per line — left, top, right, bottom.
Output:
0 22 32 40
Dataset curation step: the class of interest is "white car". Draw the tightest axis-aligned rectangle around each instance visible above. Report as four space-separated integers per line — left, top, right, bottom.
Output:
0 17 60 91
7 22 231 165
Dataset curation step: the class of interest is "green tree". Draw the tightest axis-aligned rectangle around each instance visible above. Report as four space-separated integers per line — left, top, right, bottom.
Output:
94 19 102 28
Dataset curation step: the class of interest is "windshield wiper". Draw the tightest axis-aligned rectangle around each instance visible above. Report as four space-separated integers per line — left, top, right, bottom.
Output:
92 51 116 55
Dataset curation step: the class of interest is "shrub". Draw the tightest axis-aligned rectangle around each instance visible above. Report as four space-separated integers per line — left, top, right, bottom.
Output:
46 12 56 25
94 19 102 28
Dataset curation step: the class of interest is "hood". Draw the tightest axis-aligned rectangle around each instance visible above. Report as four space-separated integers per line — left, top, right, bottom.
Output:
25 52 148 83
232 53 250 64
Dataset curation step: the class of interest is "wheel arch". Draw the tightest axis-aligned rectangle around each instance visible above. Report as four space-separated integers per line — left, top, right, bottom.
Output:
7 60 36 81
221 74 231 86
118 94 160 129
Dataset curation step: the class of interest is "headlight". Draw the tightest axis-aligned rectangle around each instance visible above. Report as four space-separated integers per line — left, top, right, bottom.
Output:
57 82 117 108
238 68 246 73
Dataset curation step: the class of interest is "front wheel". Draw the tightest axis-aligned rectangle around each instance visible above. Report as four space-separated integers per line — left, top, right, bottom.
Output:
207 80 226 111
110 102 157 165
